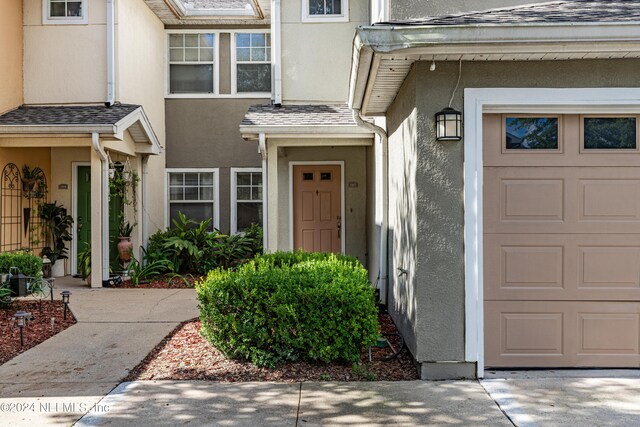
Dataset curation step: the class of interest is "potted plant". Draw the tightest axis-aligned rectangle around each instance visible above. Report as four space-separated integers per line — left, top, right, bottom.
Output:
117 218 134 262
39 202 73 277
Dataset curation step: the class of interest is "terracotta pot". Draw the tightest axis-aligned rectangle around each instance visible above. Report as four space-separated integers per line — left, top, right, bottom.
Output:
117 236 133 262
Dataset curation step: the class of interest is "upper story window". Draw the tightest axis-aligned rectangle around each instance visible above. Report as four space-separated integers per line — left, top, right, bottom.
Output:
169 33 216 95
43 0 88 24
302 0 349 22
235 33 271 94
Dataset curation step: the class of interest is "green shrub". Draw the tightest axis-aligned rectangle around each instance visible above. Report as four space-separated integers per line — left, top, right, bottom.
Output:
197 251 379 368
0 251 43 277
146 212 264 275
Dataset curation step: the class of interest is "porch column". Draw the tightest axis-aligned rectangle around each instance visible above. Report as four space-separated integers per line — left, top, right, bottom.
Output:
267 142 279 252
89 147 104 288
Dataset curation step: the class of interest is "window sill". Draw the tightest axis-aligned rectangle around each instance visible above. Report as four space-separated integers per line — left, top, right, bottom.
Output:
301 15 349 23
166 93 271 99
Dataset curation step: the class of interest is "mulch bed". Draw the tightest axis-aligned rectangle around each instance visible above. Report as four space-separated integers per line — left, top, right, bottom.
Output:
126 312 418 382
116 274 201 289
0 300 76 365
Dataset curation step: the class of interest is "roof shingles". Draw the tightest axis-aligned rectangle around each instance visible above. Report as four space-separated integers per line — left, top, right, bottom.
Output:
0 104 140 126
241 104 357 127
380 1 640 26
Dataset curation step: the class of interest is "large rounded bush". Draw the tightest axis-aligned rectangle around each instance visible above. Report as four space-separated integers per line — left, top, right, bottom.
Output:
197 251 379 367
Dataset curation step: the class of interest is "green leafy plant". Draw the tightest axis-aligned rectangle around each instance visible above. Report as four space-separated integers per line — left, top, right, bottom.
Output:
109 165 140 219
77 243 91 280
39 202 73 265
118 218 134 238
197 251 379 368
0 251 43 277
21 165 47 198
351 363 378 381
127 251 173 287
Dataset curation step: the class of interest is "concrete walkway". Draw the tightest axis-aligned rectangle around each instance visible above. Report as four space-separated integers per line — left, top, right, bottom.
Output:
0 282 199 426
76 380 511 426
482 370 640 427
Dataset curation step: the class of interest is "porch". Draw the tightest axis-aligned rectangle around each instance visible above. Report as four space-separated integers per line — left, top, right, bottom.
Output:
0 104 161 287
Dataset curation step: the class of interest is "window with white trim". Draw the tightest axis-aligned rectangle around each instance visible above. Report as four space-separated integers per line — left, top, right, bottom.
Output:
43 0 87 24
168 33 215 94
302 0 348 22
235 33 271 94
231 168 263 234
167 170 219 230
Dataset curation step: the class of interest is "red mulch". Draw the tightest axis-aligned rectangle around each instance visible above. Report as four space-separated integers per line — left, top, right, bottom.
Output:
0 300 76 365
126 312 418 382
117 275 201 289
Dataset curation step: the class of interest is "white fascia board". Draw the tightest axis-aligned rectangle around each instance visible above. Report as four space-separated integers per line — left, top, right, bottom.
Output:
114 107 163 155
359 22 640 52
238 125 374 135
348 32 373 111
0 124 115 134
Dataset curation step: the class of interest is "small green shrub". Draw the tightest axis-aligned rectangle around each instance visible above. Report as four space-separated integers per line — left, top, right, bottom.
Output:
351 363 378 381
0 251 43 277
197 251 379 368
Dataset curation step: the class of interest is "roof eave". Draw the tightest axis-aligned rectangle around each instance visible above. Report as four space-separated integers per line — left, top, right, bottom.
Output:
350 21 640 115
240 125 374 140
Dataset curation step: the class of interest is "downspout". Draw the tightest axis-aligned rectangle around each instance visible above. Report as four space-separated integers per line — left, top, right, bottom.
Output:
270 0 282 105
258 133 268 250
141 155 150 256
352 109 389 304
91 133 110 286
106 0 116 106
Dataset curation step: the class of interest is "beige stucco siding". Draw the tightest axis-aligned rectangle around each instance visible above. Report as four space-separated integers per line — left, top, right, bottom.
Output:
23 0 107 104
271 143 369 266
387 58 640 374
116 0 165 235
281 0 369 103
0 0 23 114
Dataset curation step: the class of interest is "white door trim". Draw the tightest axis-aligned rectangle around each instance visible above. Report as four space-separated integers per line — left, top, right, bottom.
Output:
464 87 640 379
288 161 346 254
71 162 91 277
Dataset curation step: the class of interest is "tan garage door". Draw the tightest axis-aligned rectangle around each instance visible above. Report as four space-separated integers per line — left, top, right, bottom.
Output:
484 113 640 368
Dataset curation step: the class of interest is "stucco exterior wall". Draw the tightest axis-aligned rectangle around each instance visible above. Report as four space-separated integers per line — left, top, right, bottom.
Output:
387 58 640 375
386 66 419 358
116 0 166 236
388 0 534 21
23 0 107 104
0 0 23 114
165 98 265 234
271 143 369 266
281 0 369 103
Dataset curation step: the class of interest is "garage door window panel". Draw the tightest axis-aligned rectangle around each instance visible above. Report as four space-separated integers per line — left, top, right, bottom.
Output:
582 116 638 151
503 115 560 151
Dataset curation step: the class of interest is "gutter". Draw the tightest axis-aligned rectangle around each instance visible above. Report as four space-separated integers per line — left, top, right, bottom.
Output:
258 133 268 250
106 0 115 106
91 133 110 287
271 0 282 104
352 109 388 305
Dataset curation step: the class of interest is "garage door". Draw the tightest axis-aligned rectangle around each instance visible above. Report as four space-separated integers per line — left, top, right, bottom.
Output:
484 113 640 368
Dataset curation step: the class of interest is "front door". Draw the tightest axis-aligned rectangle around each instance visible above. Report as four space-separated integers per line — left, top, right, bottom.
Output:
75 165 124 274
76 166 91 273
293 164 342 253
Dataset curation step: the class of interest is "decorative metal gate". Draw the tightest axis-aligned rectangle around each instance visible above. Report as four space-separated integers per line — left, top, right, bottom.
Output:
0 163 48 252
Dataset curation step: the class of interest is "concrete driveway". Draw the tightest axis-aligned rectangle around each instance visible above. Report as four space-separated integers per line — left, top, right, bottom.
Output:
482 370 640 427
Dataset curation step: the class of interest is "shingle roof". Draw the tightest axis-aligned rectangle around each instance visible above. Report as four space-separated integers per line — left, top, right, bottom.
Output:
380 1 640 26
0 104 140 126
241 104 357 127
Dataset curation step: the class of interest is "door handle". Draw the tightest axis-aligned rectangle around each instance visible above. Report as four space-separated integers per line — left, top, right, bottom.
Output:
337 216 341 239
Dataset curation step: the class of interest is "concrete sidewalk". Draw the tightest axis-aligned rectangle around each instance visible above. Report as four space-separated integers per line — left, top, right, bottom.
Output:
76 380 511 426
0 285 199 426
